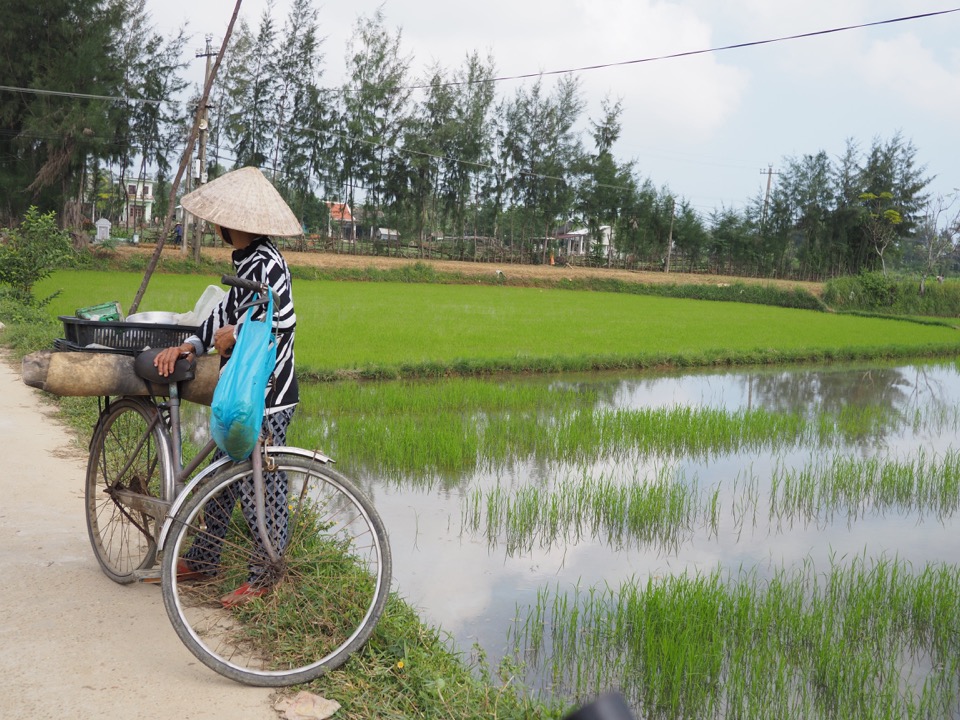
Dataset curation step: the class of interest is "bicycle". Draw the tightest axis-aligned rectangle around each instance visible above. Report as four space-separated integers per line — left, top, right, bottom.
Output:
83 274 392 687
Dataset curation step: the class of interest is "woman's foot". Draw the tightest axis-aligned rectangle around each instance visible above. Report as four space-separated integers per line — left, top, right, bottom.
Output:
177 558 213 581
220 582 267 608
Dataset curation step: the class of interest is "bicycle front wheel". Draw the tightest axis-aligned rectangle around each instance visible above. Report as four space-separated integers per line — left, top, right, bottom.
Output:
86 397 170 583
161 453 391 687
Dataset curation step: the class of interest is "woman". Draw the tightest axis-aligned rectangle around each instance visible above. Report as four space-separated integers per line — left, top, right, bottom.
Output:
153 166 301 607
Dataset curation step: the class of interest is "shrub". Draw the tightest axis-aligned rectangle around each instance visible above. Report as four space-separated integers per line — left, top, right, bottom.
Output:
824 272 960 317
0 207 73 303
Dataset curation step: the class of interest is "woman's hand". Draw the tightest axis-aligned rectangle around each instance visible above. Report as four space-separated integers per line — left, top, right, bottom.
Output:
154 344 194 377
214 325 237 357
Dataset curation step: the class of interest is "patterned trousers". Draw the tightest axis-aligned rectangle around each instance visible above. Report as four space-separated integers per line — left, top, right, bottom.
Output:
185 407 295 584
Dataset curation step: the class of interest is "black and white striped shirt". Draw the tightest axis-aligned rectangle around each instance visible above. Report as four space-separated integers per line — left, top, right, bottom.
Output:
185 237 298 412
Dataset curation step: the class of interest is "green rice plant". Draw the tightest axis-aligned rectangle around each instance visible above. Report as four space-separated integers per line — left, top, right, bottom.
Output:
512 555 960 719
462 467 705 555
34 270 960 380
770 449 960 524
292 375 904 482
731 467 761 536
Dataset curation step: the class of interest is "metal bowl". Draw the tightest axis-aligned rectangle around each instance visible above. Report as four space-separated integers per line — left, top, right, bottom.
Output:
126 311 179 325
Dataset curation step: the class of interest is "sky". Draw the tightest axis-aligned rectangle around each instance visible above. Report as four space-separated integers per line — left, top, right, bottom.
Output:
147 0 960 218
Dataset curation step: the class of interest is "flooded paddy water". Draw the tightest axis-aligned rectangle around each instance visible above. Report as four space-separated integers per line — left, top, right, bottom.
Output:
188 360 960 717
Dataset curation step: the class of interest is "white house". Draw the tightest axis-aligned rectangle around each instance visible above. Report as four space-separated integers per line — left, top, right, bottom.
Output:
557 225 614 257
117 178 155 227
375 227 400 242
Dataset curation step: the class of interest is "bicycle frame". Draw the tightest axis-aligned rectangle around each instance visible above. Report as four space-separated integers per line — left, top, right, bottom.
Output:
157 444 332 549
135 275 330 569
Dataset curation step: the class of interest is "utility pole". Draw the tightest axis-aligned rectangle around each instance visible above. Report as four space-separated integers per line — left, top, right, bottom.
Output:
129 0 241 315
664 197 675 273
193 34 216 261
760 165 780 231
182 160 192 253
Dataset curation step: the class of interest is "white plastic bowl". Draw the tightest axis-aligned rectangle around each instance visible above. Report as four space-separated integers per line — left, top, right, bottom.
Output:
126 311 179 325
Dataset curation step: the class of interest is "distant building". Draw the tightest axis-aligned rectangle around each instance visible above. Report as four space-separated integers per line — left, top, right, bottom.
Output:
326 201 355 239
375 227 400 242
557 225 614 257
117 178 155 227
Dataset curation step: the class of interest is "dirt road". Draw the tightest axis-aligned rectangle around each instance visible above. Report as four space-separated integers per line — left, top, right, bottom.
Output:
0 350 279 720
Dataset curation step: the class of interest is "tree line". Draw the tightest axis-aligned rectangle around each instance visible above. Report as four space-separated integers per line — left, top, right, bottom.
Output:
1 0 957 281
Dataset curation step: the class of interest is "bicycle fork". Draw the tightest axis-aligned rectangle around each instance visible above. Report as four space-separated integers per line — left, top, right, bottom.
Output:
251 440 280 564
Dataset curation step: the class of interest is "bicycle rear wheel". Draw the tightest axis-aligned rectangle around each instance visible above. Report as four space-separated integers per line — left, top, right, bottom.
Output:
86 398 170 583
161 453 391 687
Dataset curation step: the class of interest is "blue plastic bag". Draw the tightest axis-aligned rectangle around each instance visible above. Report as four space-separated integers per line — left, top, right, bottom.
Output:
210 293 277 461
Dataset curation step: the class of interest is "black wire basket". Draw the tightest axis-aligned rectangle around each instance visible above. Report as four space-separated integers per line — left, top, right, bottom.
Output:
57 316 200 356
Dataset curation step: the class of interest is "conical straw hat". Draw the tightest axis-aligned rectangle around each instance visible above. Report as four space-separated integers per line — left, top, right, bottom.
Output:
180 167 302 237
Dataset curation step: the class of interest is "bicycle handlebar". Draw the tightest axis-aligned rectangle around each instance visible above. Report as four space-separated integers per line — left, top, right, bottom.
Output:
222 274 278 317
221 274 265 293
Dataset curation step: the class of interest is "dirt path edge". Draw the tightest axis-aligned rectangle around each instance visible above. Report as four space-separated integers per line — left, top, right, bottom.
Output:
0 350 279 720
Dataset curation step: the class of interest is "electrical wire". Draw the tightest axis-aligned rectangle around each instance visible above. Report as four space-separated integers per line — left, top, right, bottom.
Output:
3 8 957 102
409 7 960 88
0 84 164 106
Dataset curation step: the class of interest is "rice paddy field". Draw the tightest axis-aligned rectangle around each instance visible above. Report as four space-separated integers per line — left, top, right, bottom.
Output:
41 271 960 718
38 270 959 376
186 359 960 719
310 362 960 720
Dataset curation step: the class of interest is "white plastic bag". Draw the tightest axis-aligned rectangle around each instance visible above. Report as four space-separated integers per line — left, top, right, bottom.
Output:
174 285 226 326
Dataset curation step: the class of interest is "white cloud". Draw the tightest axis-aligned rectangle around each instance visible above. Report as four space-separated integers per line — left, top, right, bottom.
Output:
859 33 960 119
573 0 749 137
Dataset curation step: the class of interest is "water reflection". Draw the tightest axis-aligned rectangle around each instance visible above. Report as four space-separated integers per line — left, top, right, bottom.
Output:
183 359 960 709
367 361 959 706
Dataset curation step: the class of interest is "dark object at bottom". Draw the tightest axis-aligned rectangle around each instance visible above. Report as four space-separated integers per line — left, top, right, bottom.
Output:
563 692 635 720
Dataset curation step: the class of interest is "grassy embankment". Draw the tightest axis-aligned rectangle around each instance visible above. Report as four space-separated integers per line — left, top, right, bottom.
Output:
18 268 960 381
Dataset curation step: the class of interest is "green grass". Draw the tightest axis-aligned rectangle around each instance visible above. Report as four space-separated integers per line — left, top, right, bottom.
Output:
513 555 960 719
291 377 906 480
35 270 960 379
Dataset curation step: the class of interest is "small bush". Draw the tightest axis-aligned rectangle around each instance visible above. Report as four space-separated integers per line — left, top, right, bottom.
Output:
0 289 60 356
824 272 960 317
0 207 74 303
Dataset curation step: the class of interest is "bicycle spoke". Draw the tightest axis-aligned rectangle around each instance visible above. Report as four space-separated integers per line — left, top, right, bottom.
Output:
162 455 391 686
85 399 168 583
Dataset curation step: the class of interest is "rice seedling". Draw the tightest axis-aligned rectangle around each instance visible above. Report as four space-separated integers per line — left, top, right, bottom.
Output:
770 449 960 524
462 466 707 555
464 440 960 572
291 377 904 481
512 554 960 719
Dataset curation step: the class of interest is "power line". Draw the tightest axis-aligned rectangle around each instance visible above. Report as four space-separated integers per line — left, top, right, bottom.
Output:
0 84 165 105
4 8 957 103
409 7 960 88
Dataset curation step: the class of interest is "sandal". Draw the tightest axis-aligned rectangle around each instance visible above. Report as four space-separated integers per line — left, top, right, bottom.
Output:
175 558 212 582
220 582 268 608
140 558 210 584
